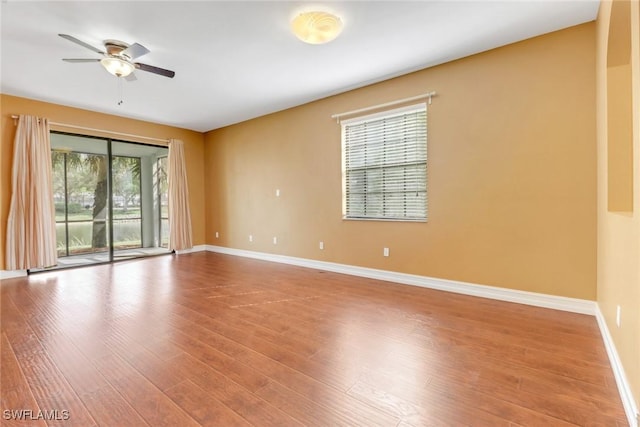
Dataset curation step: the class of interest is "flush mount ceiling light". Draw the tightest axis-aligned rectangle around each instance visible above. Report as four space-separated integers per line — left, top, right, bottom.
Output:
291 11 343 44
100 56 135 77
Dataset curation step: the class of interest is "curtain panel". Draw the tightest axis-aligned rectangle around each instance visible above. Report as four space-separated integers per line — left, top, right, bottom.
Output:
5 115 57 270
167 139 193 251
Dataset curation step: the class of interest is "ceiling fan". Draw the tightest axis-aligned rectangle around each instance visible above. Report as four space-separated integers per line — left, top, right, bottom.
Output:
59 34 175 79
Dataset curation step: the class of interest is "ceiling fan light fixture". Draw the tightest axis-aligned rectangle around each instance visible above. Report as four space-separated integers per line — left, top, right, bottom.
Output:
100 57 135 77
291 11 343 45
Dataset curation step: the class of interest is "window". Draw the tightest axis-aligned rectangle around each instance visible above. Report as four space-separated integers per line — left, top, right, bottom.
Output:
342 103 427 221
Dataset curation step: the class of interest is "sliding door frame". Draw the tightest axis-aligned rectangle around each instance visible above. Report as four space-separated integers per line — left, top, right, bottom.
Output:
49 131 171 268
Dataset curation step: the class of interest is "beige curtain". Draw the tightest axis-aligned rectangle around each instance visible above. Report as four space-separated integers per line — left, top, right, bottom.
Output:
168 139 193 251
5 115 57 270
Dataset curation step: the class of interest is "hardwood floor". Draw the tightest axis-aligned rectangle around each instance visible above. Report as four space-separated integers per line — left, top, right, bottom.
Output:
0 252 628 426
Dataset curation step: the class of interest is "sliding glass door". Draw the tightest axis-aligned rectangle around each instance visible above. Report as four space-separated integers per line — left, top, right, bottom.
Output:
51 133 169 268
52 136 110 263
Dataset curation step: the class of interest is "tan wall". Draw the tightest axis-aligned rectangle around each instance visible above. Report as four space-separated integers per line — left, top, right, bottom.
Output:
597 0 640 412
204 23 597 300
0 94 206 270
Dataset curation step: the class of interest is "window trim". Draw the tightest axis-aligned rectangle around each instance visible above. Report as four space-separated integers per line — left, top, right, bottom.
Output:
341 102 427 222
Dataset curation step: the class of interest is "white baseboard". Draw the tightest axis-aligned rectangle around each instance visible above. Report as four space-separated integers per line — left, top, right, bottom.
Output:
204 245 596 315
1 269 28 279
175 244 207 255
596 306 639 427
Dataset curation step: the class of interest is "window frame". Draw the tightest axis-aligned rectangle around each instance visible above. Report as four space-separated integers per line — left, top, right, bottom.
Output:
341 102 428 222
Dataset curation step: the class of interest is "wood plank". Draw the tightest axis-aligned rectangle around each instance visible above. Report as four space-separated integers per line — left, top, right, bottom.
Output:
0 333 47 427
169 329 270 392
92 353 200 427
166 352 303 426
254 379 371 427
167 304 363 393
37 331 150 426
2 296 97 427
77 385 151 427
164 380 251 427
348 379 514 427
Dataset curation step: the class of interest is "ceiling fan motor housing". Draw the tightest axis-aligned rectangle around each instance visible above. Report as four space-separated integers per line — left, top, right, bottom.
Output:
104 40 130 59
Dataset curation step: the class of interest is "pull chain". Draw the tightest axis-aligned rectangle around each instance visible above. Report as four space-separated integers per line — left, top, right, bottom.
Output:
117 77 124 106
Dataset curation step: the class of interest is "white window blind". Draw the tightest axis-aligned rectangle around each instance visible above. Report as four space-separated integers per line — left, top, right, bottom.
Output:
342 103 427 221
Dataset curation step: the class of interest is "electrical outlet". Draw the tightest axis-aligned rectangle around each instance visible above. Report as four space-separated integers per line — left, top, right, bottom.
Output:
319 241 324 250
383 247 390 257
273 236 277 245
249 235 253 242
215 231 219 238
616 305 621 328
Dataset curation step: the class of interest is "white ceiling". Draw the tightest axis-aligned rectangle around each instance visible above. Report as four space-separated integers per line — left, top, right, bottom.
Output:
1 1 599 133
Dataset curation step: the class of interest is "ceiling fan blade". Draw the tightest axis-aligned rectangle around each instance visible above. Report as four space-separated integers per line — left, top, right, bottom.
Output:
121 43 150 60
59 34 105 55
124 73 137 82
134 62 175 78
62 58 101 63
